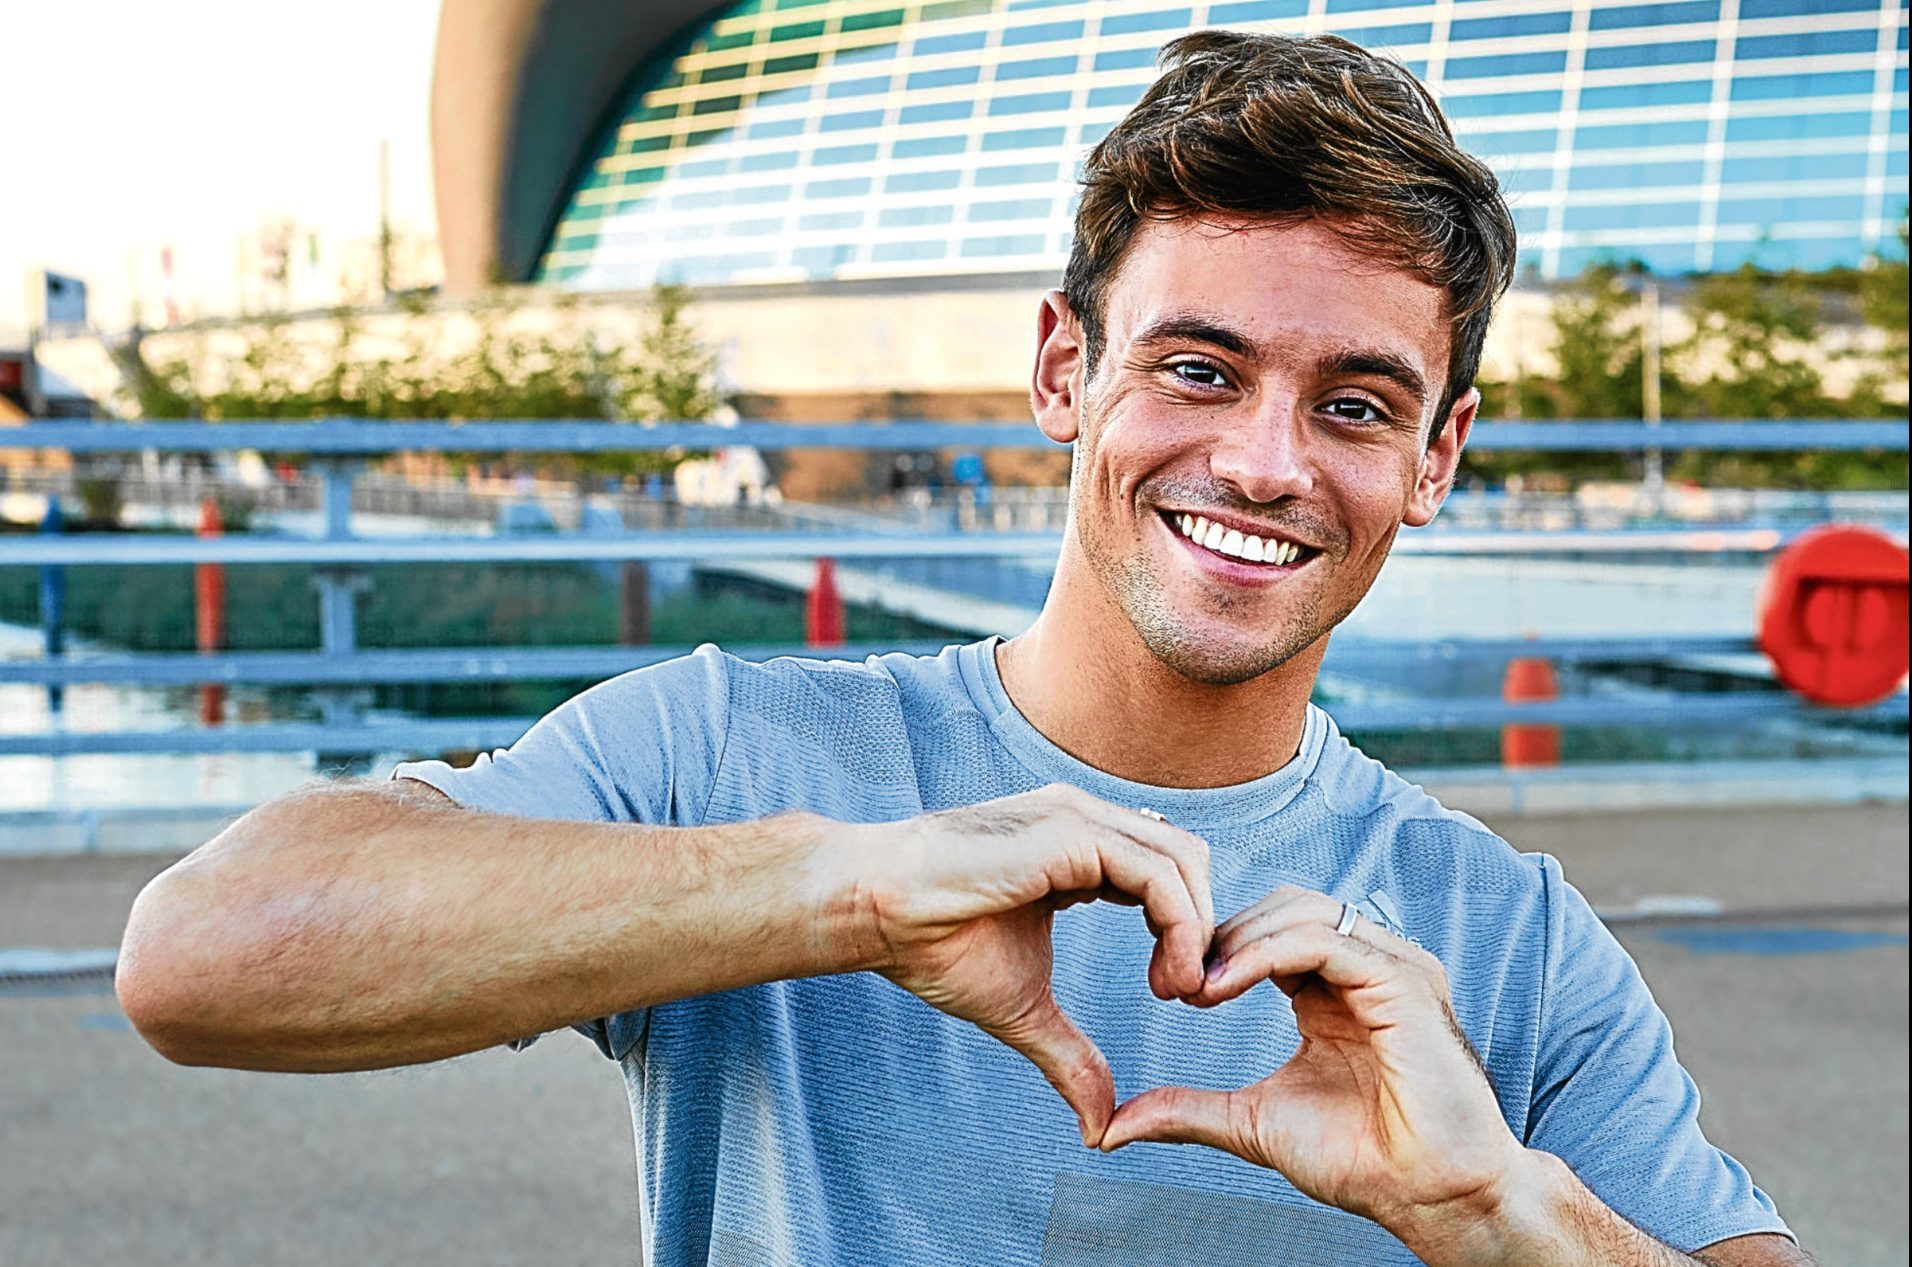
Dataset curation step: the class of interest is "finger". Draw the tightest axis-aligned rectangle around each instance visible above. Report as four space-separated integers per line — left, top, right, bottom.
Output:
991 991 1116 1148
1087 836 1210 999
1100 1084 1245 1157
1035 788 1213 996
1198 923 1417 1017
1031 789 1210 997
1208 892 1415 982
1095 799 1216 958
1047 829 1193 1009
1210 885 1338 964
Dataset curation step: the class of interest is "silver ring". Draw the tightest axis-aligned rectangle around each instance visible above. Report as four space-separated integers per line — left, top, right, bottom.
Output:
1137 807 1166 823
1334 902 1360 937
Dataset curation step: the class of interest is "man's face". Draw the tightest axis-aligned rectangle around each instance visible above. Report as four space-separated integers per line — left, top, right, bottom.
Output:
1034 215 1475 686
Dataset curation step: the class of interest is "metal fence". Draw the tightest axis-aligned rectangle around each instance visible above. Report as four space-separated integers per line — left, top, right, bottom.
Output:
1 418 1905 763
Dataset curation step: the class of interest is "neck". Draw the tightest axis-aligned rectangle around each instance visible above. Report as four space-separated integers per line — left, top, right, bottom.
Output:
994 556 1324 789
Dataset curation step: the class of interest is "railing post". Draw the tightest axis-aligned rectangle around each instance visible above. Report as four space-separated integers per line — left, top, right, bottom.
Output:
313 457 359 541
309 456 372 770
38 498 65 714
195 497 226 725
806 557 845 648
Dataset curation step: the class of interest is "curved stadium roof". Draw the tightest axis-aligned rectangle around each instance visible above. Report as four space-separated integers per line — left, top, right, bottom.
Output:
432 0 1911 293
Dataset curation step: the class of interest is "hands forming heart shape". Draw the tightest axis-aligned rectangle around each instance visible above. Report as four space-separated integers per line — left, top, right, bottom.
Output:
851 784 1525 1236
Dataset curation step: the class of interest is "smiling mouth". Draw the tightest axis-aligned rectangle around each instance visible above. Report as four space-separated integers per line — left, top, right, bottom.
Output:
1157 509 1321 570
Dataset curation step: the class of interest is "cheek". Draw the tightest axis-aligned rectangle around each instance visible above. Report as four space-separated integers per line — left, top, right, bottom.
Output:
1328 450 1424 541
1079 395 1172 507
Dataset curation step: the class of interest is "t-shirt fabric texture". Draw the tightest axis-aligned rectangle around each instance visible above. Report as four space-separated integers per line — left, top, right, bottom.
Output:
392 638 1791 1266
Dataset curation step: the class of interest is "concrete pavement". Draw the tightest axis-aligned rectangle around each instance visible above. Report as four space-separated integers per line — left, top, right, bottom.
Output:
2 803 1905 1265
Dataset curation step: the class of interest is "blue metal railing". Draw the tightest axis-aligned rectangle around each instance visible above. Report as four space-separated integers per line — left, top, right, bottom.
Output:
5 418 1907 453
0 526 1815 566
2 419 1905 762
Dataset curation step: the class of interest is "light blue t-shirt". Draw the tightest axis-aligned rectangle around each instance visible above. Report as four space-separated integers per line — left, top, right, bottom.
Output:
394 638 1791 1266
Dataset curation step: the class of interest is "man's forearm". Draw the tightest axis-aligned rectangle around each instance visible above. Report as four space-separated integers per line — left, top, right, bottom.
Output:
117 782 878 1072
1395 1149 1811 1267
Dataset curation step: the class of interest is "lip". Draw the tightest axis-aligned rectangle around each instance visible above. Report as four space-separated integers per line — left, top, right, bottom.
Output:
1154 509 1316 585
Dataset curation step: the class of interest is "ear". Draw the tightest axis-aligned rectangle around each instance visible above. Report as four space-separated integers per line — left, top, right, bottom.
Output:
1031 289 1084 445
1403 387 1477 528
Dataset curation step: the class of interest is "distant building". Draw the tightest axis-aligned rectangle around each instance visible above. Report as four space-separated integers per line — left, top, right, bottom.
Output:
428 0 1907 492
435 0 1910 294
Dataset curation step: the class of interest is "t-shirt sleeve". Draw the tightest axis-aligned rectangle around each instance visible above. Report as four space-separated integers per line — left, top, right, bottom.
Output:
1523 852 1793 1254
388 643 732 1060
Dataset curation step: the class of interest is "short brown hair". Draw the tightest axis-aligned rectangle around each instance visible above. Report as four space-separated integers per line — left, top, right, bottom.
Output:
1061 30 1516 437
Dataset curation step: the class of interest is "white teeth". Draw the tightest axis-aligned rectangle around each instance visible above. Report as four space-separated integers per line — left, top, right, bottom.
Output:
1171 510 1303 566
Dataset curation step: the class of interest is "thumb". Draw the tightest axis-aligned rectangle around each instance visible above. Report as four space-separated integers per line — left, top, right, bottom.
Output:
1100 1084 1245 1157
991 992 1114 1147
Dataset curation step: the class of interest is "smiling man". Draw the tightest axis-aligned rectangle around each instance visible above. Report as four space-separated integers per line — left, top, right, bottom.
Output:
118 31 1812 1267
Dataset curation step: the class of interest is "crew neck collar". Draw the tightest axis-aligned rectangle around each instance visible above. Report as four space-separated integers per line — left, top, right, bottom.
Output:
954 636 1325 829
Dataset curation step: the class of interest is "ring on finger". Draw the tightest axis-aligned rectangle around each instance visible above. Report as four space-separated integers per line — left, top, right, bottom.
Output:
1137 807 1167 823
1333 901 1360 937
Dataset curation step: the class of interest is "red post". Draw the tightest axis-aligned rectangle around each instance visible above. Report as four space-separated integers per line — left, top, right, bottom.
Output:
195 497 226 725
805 557 845 648
1501 654 1560 768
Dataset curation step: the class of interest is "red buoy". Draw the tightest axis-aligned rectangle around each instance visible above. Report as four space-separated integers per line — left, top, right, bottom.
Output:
1758 524 1909 708
806 556 845 648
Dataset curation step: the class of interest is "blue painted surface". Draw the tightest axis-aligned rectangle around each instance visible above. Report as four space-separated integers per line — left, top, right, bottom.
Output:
78 1013 134 1031
1654 926 1909 956
3 420 1905 456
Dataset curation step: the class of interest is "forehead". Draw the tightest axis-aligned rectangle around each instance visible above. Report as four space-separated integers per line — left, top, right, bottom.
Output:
1102 216 1451 385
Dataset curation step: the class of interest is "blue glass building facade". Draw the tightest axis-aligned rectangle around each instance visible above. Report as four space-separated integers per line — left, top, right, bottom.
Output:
535 0 1911 288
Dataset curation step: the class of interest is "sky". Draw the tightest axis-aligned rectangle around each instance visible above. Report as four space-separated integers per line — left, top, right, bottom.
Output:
2 1 445 340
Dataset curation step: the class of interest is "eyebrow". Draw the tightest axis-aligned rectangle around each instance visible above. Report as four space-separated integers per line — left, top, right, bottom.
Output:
1130 313 1260 361
1130 312 1430 406
1316 350 1429 407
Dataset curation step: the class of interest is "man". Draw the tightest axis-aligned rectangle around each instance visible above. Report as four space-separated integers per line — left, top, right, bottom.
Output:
118 31 1811 1267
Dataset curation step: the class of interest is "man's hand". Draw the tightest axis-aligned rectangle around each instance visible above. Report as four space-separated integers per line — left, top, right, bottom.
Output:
1095 885 1816 1267
843 784 1213 1147
1098 885 1524 1238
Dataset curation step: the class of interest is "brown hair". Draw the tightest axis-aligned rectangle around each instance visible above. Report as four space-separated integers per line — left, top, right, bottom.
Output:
1061 30 1517 437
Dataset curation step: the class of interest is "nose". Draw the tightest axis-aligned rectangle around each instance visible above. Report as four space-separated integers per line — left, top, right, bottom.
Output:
1208 395 1315 504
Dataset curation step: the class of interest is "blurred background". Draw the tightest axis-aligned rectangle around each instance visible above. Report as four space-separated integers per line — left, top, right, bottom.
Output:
1 1 1906 1264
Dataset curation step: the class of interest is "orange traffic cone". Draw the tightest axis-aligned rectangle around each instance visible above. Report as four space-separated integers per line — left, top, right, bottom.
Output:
1501 654 1560 767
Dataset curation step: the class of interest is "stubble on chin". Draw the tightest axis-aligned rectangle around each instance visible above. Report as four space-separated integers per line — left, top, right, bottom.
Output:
1079 502 1330 687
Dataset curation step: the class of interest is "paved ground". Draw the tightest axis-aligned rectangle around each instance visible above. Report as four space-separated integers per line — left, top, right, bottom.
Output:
2 803 1905 1266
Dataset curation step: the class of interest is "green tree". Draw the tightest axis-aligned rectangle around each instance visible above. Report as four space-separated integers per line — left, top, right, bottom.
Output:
626 283 722 423
1467 263 1647 485
1668 262 1832 421
126 284 721 479
1858 218 1909 339
1846 216 1910 421
1540 263 1648 420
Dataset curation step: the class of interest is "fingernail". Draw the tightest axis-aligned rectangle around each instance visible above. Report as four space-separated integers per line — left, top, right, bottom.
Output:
1204 955 1228 982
